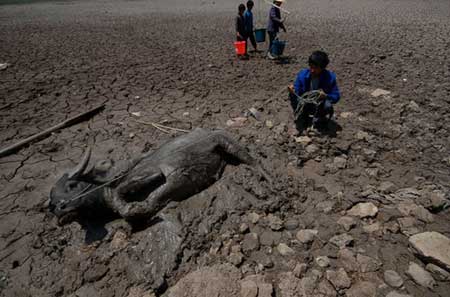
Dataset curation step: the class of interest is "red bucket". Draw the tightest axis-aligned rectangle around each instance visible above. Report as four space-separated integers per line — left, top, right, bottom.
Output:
234 41 246 55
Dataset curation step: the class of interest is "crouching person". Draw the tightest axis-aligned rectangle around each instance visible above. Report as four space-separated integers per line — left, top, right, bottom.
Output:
288 50 340 131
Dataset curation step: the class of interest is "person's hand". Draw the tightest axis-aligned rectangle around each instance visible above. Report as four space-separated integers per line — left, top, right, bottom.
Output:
318 90 327 100
237 32 242 38
288 84 295 94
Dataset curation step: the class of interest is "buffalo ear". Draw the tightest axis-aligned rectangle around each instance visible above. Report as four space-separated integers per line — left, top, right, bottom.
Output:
68 148 91 180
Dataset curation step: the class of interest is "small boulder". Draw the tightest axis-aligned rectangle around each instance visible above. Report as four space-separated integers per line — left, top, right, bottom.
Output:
406 262 436 289
347 202 378 218
296 229 318 244
426 263 450 281
242 233 260 253
316 256 331 268
240 279 258 297
409 231 450 272
326 268 351 290
277 243 295 256
383 270 403 288
337 216 357 231
329 233 354 248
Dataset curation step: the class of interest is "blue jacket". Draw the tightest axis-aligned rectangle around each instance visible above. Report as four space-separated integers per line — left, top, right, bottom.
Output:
267 6 285 33
294 69 341 103
244 10 253 33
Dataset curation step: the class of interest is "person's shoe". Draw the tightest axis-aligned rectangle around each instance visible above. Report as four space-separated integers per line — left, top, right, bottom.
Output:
267 52 276 60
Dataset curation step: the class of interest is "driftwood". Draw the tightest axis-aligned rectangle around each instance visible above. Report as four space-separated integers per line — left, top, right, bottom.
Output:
0 104 105 158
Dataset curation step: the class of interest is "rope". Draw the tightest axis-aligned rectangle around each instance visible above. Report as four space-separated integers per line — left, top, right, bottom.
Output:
293 90 321 121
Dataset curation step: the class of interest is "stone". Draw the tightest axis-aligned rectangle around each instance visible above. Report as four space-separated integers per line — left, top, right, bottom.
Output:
228 252 244 266
278 273 301 297
337 216 357 231
379 181 396 194
239 223 249 234
347 202 378 218
284 219 299 230
240 280 257 297
329 233 354 248
426 263 450 281
356 130 371 141
317 280 337 297
363 222 382 233
397 203 434 223
293 263 308 278
345 281 377 297
259 230 281 246
226 117 247 128
296 229 318 244
338 249 358 272
277 243 295 256
265 120 274 128
357 254 381 273
406 262 436 289
407 100 420 112
242 233 260 253
397 217 421 236
316 256 331 268
384 270 403 288
305 144 319 154
371 88 391 97
167 264 240 297
111 230 128 250
386 292 412 297
340 112 353 119
409 231 450 271
267 214 283 231
333 156 347 169
248 212 260 224
295 136 312 145
253 251 274 268
127 287 155 297
326 268 351 289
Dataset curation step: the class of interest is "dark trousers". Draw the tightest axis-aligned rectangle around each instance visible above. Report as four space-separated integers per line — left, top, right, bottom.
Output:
245 32 257 50
289 93 334 120
268 31 277 53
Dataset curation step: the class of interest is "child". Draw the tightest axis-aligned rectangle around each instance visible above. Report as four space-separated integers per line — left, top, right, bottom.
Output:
236 4 247 47
244 1 257 52
267 0 286 58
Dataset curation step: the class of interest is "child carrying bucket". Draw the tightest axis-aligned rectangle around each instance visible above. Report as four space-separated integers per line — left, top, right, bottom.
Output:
267 0 287 59
235 4 248 58
244 1 257 52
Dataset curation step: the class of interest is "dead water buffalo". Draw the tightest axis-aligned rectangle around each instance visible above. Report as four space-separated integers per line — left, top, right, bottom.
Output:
50 128 270 222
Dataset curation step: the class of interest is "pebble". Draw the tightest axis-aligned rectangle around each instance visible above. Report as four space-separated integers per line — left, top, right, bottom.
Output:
347 202 378 218
329 233 354 248
242 233 260 253
305 144 319 154
296 229 318 244
295 136 312 145
345 281 377 297
357 254 381 273
228 252 244 266
371 88 391 97
326 268 351 289
406 262 436 289
316 256 331 268
378 181 396 194
337 216 356 231
267 214 283 231
338 249 358 272
277 243 295 256
265 120 274 128
248 212 260 224
110 230 128 250
384 270 403 288
363 222 382 233
409 231 450 271
259 230 281 246
293 263 308 278
239 223 249 234
284 219 299 230
356 130 371 141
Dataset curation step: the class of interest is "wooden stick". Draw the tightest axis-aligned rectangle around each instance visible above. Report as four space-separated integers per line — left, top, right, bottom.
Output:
134 119 190 133
0 104 105 158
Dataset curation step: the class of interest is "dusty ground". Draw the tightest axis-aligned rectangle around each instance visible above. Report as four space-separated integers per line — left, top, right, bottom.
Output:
1 0 449 296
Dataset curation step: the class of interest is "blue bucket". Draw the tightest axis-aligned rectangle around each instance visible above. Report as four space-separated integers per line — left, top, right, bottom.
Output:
271 40 286 56
254 28 266 43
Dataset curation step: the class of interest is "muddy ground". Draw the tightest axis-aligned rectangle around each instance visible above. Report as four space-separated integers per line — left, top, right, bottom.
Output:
1 0 449 296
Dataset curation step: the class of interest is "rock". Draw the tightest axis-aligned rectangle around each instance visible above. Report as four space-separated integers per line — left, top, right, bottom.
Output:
378 181 396 194
0 63 9 70
295 136 312 145
397 217 421 236
257 283 273 297
296 229 318 244
333 156 347 169
337 216 357 231
242 233 260 253
347 202 378 218
284 219 299 230
397 203 434 223
406 262 436 289
226 117 247 128
248 212 260 224
259 230 281 246
407 100 420 112
386 292 412 297
384 270 403 288
316 256 331 268
357 254 381 273
371 88 391 97
345 281 377 297
127 287 155 297
316 280 337 297
338 249 358 272
239 223 249 234
326 268 351 289
167 264 240 297
426 263 450 281
356 130 371 141
409 231 450 272
111 230 128 250
363 222 382 233
278 273 301 297
293 263 308 278
253 251 274 268
329 233 354 248
277 243 295 256
340 111 353 119
240 280 257 297
228 252 244 266
267 214 283 231
265 120 274 128
305 144 319 154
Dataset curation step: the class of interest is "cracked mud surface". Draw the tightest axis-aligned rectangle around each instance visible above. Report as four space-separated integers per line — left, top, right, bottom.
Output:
0 0 449 296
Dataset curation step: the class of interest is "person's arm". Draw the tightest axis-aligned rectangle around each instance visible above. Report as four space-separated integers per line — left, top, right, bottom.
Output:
235 16 242 38
270 8 283 23
326 76 340 103
294 72 305 96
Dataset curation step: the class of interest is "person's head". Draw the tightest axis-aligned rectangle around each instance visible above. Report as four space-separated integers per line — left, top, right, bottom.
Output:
274 0 283 7
247 0 254 10
308 50 329 76
238 3 246 14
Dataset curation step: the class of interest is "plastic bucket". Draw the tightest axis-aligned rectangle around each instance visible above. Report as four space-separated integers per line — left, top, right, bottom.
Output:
234 41 246 55
271 40 286 56
254 28 266 43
